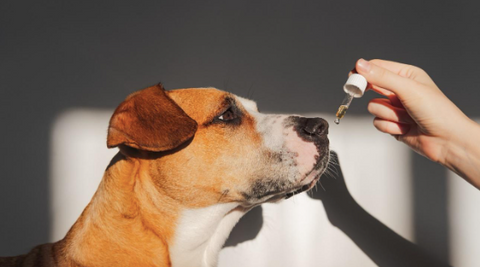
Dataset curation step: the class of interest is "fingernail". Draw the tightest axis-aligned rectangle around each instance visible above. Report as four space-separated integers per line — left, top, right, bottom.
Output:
357 58 371 73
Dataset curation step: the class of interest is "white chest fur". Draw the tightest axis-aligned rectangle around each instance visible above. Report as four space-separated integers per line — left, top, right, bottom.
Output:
169 203 246 267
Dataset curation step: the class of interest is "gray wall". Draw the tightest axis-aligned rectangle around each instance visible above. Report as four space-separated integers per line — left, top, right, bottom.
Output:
1 0 479 264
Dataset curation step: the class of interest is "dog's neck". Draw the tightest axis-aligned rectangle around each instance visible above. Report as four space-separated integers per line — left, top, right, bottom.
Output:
169 203 245 267
61 153 244 267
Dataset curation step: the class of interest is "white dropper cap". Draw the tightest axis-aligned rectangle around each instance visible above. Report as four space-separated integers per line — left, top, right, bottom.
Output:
343 73 367 98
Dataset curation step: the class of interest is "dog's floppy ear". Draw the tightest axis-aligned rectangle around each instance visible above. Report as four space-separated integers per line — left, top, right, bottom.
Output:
107 84 198 152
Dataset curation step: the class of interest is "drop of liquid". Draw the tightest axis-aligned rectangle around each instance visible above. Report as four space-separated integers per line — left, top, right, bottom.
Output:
334 118 340 124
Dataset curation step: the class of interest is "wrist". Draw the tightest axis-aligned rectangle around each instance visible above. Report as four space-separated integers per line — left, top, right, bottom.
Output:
443 118 480 187
322 194 361 228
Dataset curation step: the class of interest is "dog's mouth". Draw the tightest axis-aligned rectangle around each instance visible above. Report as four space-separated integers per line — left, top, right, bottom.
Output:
241 150 330 206
284 178 318 199
284 152 329 199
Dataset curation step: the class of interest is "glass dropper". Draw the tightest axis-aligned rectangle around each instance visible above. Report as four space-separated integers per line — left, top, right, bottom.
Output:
334 73 368 125
334 93 354 124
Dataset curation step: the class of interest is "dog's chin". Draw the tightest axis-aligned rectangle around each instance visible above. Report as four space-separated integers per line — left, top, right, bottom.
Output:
284 171 322 200
241 151 330 206
245 173 323 205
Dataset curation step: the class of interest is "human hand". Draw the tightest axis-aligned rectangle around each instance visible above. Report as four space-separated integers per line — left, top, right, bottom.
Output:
356 59 480 187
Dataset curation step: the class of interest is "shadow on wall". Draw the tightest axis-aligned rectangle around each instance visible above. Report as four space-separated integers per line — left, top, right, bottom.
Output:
223 152 451 267
412 153 450 263
224 206 263 248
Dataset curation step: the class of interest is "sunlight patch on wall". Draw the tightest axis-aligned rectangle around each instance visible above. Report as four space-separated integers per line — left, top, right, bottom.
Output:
50 109 117 241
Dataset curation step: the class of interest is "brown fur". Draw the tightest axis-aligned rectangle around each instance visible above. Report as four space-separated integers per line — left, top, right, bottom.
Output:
0 85 267 267
107 84 198 152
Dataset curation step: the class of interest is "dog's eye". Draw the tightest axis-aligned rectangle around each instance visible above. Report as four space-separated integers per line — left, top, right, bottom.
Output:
217 108 237 122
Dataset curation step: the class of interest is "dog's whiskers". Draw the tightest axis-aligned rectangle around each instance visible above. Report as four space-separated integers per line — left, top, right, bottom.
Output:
318 179 326 191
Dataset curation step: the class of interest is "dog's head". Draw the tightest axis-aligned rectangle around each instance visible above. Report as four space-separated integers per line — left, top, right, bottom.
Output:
107 84 329 208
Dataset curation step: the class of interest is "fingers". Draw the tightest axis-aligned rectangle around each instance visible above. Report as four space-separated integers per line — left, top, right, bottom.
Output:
356 59 421 100
369 97 413 135
369 59 436 87
386 93 403 108
368 98 414 124
373 117 410 135
368 59 413 75
368 84 393 97
368 85 403 107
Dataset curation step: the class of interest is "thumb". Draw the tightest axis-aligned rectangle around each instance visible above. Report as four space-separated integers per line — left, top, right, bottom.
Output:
356 59 420 100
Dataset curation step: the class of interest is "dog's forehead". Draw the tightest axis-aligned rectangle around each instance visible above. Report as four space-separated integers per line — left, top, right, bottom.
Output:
236 96 258 112
167 88 246 122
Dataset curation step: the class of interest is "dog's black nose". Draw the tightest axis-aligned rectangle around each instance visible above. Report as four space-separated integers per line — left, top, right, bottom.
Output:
303 118 329 135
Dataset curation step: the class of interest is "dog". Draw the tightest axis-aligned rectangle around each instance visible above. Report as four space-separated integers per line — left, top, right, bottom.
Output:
0 84 329 267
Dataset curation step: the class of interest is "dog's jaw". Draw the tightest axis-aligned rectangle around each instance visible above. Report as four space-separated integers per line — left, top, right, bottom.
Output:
169 203 246 267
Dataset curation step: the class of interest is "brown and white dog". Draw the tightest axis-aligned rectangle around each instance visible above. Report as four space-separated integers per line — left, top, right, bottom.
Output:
0 84 329 267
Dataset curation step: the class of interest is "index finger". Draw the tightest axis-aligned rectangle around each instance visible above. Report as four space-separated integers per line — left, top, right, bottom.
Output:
355 59 421 101
369 59 436 87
